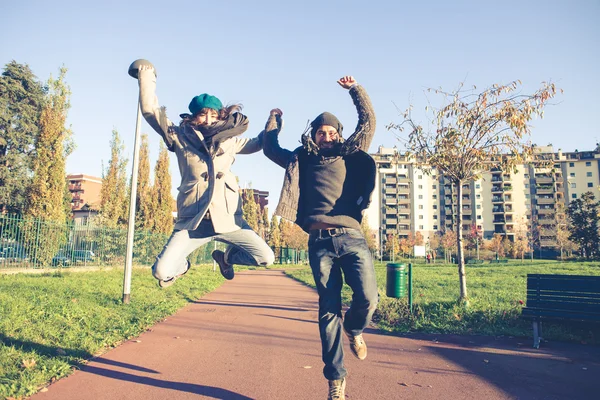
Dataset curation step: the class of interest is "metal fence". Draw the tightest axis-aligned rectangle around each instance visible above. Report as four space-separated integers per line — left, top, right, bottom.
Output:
0 214 219 269
0 214 308 269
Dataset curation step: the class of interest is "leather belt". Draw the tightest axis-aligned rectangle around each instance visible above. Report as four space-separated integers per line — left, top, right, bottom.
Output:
310 227 347 239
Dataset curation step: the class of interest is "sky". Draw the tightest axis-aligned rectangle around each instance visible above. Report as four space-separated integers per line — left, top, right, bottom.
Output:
1 0 599 213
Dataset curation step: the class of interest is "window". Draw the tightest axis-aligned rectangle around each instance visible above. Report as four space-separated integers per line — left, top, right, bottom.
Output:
419 215 424 220
572 193 577 199
571 183 576 188
418 205 424 210
418 195 423 199
569 162 575 167
418 175 422 179
433 225 438 230
418 185 423 189
419 225 424 230
524 174 529 179
433 205 437 210
477 215 482 220
433 215 438 220
432 184 437 189
476 204 481 209
570 172 575 177
587 172 593 177
476 194 481 199
525 184 529 188
586 161 592 167
475 184 481 189
432 194 437 199
526 194 530 199
588 182 593 188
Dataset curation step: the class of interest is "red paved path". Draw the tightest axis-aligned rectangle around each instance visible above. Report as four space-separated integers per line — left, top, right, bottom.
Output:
32 270 600 399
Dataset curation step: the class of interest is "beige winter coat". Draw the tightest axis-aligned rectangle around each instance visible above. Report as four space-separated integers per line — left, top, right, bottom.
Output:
138 69 262 233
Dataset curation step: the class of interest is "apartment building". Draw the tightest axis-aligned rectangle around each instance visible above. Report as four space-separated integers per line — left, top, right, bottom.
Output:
66 174 102 211
366 145 600 250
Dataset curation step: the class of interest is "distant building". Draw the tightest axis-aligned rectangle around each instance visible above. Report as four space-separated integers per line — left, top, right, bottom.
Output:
72 203 100 226
241 188 269 213
67 174 102 211
367 145 600 253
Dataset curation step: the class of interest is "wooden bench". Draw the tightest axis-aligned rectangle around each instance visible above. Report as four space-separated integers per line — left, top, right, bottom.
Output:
489 259 508 264
522 274 600 348
466 259 484 265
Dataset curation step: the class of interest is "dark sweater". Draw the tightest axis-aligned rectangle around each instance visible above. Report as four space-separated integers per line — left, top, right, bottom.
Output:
300 152 371 231
263 84 377 232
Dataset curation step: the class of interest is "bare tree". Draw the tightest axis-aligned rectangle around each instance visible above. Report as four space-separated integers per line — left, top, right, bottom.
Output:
389 80 560 303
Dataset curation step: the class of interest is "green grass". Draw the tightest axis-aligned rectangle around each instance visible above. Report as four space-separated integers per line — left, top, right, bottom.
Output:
0 264 223 399
284 261 600 344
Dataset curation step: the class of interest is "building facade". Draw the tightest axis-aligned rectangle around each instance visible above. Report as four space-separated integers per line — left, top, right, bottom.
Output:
67 174 102 211
366 146 600 251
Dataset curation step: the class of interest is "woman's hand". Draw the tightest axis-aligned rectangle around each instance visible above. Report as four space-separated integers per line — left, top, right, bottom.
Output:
138 64 155 77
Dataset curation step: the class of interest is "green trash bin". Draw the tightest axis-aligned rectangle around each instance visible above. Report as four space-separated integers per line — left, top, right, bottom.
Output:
386 263 406 298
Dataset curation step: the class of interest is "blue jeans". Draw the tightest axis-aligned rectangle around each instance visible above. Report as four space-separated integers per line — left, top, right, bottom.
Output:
152 220 274 281
308 228 378 381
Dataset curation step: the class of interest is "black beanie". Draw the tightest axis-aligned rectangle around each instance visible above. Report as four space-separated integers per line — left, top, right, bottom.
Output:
310 112 343 140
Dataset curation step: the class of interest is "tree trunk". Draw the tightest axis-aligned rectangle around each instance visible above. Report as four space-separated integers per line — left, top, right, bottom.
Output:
456 180 468 303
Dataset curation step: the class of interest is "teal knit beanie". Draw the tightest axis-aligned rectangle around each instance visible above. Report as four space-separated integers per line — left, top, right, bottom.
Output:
188 94 223 115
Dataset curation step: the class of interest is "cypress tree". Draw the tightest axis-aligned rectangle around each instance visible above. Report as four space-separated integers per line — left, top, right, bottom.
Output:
152 141 173 234
135 134 153 231
0 61 46 214
100 129 129 228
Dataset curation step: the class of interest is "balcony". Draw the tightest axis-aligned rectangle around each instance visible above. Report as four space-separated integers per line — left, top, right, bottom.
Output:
491 177 503 182
397 186 410 194
554 176 563 183
384 188 396 194
537 207 555 214
385 228 397 234
503 186 513 192
492 186 503 193
537 197 554 205
385 198 396 205
492 207 504 213
384 177 397 185
492 197 503 203
536 185 554 195
535 176 553 184
493 219 506 224
385 219 398 225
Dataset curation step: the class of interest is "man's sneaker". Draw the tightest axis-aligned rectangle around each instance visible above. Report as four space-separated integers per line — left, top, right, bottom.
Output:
158 260 191 288
344 328 367 360
212 250 234 280
328 378 346 400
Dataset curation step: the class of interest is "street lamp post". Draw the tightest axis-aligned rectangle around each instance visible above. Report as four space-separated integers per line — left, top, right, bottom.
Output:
123 59 156 304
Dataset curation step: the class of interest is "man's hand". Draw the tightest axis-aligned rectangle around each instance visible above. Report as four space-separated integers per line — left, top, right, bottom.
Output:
337 76 356 89
270 108 283 117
